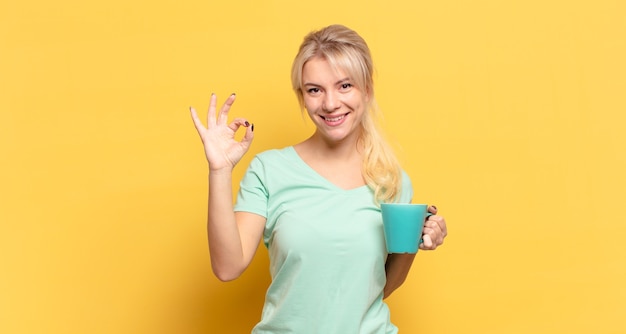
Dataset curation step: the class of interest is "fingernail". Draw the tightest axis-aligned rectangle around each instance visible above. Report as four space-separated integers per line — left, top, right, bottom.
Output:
251 123 255 132
231 93 236 96
431 205 437 210
244 121 250 127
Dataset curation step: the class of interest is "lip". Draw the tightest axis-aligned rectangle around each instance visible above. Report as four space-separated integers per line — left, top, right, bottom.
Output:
320 112 350 126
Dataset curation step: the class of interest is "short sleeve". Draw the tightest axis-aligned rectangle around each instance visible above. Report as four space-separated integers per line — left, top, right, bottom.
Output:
234 156 269 218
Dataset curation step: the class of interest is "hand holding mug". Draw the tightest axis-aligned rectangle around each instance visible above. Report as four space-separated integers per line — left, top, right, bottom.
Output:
381 203 447 253
419 205 447 250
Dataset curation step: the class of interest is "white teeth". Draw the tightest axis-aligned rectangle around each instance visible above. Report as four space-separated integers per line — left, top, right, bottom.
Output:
324 115 345 122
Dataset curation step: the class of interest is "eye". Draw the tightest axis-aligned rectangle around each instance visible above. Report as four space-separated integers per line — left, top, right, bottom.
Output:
340 83 352 90
306 87 320 94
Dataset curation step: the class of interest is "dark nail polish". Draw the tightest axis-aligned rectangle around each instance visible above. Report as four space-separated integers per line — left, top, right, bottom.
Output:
431 205 437 210
251 123 254 132
244 121 250 127
231 93 236 96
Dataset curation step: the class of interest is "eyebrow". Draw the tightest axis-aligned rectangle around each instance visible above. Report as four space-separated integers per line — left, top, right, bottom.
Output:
303 77 351 87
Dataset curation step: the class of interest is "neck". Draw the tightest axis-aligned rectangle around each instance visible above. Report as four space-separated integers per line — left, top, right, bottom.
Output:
307 131 363 158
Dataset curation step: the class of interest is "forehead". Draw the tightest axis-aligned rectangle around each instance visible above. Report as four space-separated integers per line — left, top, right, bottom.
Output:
302 56 349 84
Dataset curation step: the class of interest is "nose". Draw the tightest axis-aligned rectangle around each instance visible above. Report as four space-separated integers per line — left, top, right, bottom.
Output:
322 91 341 112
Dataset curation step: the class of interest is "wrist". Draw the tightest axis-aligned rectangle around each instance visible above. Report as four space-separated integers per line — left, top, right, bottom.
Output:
209 167 234 176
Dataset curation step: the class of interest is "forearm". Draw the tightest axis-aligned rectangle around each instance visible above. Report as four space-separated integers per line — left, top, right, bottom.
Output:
383 253 416 298
207 169 245 281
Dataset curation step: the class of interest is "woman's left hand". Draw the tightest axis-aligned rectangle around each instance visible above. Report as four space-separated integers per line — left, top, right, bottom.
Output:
420 205 447 250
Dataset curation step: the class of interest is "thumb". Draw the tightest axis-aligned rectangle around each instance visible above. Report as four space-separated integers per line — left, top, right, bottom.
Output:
421 234 433 249
241 122 254 145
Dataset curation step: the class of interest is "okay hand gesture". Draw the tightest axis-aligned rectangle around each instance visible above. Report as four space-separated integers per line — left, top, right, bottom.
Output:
190 93 254 172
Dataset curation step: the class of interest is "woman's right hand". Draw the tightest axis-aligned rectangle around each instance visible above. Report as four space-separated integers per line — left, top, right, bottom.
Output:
190 93 254 172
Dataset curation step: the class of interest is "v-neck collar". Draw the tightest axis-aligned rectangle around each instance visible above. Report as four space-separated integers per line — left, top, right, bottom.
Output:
285 146 370 193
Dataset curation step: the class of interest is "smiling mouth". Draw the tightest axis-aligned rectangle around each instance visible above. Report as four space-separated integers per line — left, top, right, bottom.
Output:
320 113 349 122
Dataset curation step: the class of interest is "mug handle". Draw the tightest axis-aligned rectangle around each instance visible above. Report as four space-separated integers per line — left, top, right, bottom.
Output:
419 212 433 244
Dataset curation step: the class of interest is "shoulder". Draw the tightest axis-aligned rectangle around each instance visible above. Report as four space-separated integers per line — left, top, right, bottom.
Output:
246 146 298 173
239 146 306 193
253 146 295 162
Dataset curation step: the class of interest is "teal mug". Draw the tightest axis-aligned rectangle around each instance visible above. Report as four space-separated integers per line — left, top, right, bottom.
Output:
381 203 432 254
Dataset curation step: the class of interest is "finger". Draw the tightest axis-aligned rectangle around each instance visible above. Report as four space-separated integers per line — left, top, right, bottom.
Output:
440 218 448 237
426 215 448 235
207 93 218 128
228 118 255 148
428 215 447 237
227 117 251 132
424 222 444 246
424 220 441 235
428 205 438 215
240 122 255 147
420 234 433 249
217 93 236 125
189 107 206 136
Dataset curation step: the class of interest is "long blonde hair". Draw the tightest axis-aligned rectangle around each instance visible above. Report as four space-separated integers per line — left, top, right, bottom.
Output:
291 24 403 203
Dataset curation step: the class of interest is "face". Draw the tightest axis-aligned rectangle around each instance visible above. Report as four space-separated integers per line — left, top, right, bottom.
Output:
301 56 369 146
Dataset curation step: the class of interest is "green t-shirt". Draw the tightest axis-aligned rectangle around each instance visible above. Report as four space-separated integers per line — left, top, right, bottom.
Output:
234 146 413 334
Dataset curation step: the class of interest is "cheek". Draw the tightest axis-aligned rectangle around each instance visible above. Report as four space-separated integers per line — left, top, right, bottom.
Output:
343 97 364 113
303 97 319 112
342 92 366 109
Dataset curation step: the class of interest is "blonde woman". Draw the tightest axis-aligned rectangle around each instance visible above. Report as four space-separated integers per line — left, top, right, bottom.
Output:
190 24 447 333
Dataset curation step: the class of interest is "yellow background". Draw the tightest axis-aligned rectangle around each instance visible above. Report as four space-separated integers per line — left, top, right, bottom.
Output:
1 0 624 333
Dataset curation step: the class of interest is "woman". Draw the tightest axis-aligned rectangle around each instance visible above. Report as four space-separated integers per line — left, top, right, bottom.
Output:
190 24 447 333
